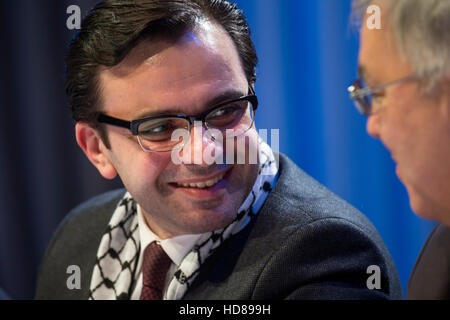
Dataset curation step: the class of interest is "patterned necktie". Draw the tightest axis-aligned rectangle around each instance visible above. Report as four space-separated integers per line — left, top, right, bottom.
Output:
140 241 172 300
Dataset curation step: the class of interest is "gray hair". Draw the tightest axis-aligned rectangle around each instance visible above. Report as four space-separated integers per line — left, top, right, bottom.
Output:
351 0 450 91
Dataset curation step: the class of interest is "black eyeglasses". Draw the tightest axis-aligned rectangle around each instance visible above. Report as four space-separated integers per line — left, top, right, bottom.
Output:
97 87 258 152
347 75 416 116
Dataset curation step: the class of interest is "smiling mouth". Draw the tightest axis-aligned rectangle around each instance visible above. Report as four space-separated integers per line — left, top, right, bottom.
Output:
173 172 227 189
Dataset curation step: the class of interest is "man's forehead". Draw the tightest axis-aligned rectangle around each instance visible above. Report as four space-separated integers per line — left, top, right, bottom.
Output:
359 14 395 82
96 20 247 118
359 21 414 85
100 39 171 79
99 20 239 82
102 21 230 71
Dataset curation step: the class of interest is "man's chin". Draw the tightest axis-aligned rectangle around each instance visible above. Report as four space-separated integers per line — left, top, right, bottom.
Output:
407 188 440 222
176 212 238 235
410 195 450 228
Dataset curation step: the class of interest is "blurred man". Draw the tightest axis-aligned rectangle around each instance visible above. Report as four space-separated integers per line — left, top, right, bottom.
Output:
35 0 401 300
349 0 450 299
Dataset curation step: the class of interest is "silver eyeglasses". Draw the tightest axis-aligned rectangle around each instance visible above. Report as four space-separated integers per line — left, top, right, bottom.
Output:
96 87 258 152
348 75 416 116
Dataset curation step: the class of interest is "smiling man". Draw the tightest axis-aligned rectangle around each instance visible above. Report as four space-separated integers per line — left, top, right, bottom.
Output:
350 0 450 299
36 0 402 300
87 22 259 240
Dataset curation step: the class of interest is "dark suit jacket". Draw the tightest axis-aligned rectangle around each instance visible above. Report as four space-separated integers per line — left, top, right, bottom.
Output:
407 224 450 299
35 154 402 299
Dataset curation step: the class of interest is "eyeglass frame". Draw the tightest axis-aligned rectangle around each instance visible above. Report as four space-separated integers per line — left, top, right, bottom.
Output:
347 75 417 116
96 86 258 152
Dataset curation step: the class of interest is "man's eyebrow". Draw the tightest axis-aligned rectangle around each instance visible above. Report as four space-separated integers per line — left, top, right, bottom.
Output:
358 65 369 82
135 89 247 119
205 89 248 109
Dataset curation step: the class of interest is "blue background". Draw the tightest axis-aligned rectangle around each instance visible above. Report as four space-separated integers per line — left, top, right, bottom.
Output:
0 0 436 299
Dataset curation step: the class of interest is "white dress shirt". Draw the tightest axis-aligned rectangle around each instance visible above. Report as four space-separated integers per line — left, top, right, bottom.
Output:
130 205 205 300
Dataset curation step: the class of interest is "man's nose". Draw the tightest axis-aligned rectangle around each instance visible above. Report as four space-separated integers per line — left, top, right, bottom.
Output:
366 114 381 139
183 123 223 166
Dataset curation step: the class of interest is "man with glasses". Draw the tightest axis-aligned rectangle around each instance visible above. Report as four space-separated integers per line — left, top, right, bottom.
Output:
36 0 401 300
349 0 450 299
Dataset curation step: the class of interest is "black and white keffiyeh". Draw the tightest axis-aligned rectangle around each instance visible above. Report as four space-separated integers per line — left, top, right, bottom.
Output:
89 140 278 300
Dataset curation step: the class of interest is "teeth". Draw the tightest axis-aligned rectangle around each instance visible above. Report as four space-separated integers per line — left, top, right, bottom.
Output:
205 179 215 187
177 173 225 189
191 182 205 188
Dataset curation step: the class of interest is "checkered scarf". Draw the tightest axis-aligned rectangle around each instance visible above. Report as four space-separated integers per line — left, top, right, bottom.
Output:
88 140 278 300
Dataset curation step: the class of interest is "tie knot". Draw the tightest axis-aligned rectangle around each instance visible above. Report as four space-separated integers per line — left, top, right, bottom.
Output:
140 241 172 300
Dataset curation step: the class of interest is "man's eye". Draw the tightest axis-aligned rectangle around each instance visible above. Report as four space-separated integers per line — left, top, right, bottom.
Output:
209 106 239 118
206 103 247 129
142 124 169 134
139 120 175 141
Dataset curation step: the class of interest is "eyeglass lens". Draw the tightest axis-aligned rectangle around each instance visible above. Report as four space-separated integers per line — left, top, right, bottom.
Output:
137 100 255 152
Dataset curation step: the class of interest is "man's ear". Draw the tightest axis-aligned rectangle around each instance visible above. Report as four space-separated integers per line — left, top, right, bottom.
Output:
75 122 118 180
